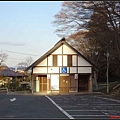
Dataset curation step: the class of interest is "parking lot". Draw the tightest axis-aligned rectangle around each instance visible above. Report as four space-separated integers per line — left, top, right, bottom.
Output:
0 93 120 119
46 94 120 119
0 93 68 119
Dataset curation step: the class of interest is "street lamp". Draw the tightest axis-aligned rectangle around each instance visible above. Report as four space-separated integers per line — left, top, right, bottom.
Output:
106 51 109 94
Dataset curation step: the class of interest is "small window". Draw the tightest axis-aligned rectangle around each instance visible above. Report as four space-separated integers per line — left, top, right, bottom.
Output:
53 55 57 66
67 55 72 66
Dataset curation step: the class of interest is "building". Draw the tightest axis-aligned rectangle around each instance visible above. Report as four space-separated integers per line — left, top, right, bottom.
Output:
26 38 98 94
0 65 27 87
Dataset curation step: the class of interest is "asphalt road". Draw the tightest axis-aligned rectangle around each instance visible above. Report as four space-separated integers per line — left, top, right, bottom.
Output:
0 93 68 119
47 94 120 119
0 93 120 119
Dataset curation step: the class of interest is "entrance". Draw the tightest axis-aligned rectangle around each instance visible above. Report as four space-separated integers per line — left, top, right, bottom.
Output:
38 75 47 92
59 76 69 93
78 74 89 92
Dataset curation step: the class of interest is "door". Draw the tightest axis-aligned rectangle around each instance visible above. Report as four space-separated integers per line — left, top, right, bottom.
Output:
39 75 47 92
78 74 89 92
59 76 69 93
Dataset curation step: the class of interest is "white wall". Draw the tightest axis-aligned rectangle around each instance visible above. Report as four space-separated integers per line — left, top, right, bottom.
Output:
78 56 92 66
70 67 77 73
52 46 62 54
33 67 47 73
58 55 62 66
37 58 47 66
78 67 92 73
72 55 77 66
48 55 52 66
63 44 76 54
63 55 67 66
48 67 59 73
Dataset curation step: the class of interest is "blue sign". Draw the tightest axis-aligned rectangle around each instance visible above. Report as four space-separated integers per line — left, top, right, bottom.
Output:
61 67 67 73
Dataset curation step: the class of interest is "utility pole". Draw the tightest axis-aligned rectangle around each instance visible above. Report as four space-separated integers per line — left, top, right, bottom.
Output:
106 50 109 94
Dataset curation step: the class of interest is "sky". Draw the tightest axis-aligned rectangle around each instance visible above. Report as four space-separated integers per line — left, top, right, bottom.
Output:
0 1 62 67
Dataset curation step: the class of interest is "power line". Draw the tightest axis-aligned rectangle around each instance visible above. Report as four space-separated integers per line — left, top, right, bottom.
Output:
2 50 39 56
8 57 24 61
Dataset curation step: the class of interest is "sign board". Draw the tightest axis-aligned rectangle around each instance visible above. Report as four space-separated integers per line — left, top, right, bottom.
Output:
47 74 50 79
61 67 67 73
74 74 78 79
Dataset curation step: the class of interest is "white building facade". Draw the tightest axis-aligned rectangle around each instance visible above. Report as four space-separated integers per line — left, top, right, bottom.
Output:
26 38 98 94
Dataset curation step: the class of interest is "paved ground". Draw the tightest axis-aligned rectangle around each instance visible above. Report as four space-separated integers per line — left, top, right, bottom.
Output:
0 93 120 119
0 93 68 119
47 94 120 119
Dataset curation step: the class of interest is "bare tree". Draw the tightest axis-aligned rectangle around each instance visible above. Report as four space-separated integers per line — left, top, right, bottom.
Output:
52 1 93 37
91 1 120 61
0 51 8 65
66 30 90 57
25 57 33 67
18 57 33 69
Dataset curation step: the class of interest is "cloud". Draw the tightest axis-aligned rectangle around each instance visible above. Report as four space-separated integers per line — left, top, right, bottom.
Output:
0 41 26 46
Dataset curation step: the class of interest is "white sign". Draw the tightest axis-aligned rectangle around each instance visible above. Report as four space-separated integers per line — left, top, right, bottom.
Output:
47 74 50 79
51 75 59 90
74 74 78 79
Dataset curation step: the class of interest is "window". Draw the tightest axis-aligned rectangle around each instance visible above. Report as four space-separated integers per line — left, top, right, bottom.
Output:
67 55 72 66
53 55 57 66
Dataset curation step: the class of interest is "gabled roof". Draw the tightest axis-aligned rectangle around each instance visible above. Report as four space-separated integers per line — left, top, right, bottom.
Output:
26 37 98 71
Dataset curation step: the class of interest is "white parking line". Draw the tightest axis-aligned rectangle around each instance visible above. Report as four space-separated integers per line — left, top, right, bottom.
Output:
94 96 120 103
77 104 120 106
71 115 109 117
61 106 79 107
45 96 74 119
66 110 116 112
